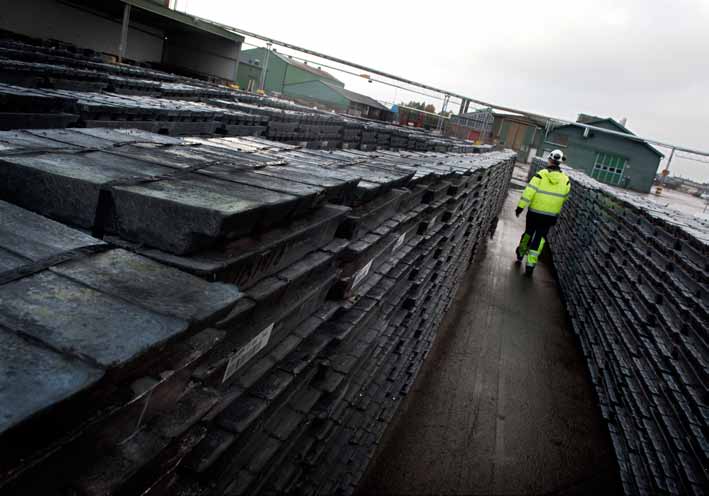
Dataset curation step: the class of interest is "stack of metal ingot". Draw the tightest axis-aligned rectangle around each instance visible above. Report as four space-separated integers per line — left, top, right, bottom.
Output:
0 31 490 153
547 166 708 496
0 127 515 495
0 37 181 83
0 82 79 130
0 34 489 154
0 84 272 136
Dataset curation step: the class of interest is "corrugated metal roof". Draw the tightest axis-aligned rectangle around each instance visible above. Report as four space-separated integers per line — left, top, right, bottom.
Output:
270 52 343 84
118 0 245 41
321 81 389 111
555 117 664 157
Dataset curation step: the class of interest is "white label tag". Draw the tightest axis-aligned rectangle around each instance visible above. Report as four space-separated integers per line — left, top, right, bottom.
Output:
352 259 373 289
393 233 407 251
222 323 274 383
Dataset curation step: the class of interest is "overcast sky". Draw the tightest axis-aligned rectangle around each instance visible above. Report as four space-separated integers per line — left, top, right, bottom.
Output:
181 0 709 182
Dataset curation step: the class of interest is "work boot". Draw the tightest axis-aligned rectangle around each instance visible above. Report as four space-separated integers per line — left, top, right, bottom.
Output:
516 233 531 263
525 265 535 276
526 248 540 270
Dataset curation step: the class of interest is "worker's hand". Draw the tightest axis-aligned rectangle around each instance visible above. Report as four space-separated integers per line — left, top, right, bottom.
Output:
515 207 523 217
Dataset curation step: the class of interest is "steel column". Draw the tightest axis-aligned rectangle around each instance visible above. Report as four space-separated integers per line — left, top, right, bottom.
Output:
258 42 272 92
118 4 131 63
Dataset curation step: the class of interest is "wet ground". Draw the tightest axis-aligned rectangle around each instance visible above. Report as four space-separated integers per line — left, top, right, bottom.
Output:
641 186 708 218
358 192 621 495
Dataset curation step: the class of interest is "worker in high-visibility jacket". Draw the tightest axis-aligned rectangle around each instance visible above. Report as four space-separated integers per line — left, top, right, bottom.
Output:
515 149 571 274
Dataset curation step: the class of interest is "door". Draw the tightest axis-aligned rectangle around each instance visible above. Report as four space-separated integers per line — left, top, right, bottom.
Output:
591 152 628 186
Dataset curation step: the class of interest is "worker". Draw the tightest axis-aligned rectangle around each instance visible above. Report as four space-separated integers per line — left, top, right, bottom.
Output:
515 149 571 275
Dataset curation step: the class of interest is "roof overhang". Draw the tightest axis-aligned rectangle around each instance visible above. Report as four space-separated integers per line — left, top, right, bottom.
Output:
552 119 665 158
66 0 244 42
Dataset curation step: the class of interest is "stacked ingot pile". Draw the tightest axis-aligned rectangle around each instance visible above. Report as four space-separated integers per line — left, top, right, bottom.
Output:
0 127 515 495
548 165 708 496
0 32 487 153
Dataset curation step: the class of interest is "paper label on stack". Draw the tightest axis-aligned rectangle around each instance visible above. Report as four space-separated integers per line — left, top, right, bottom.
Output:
352 259 373 289
223 323 274 383
393 233 407 251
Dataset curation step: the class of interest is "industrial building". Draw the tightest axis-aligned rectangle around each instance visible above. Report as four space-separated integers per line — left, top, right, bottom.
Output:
541 114 664 193
288 81 393 120
238 47 391 119
448 108 495 142
451 109 545 163
493 111 546 162
0 0 244 82
237 47 344 94
452 109 664 193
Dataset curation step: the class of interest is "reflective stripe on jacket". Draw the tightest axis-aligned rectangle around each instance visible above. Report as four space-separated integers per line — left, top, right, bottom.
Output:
517 168 571 216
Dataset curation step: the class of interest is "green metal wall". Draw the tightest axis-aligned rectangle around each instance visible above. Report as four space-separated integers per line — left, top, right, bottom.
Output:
265 56 287 93
238 48 287 93
239 48 344 95
282 80 349 109
542 123 661 193
236 63 261 91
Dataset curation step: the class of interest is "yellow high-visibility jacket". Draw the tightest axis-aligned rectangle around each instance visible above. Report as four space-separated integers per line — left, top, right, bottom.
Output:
518 168 571 216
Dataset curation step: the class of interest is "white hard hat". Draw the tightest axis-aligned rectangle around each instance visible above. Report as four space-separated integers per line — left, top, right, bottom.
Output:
549 149 566 163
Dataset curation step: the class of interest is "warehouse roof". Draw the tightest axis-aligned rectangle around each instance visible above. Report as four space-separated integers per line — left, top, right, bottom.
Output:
273 52 343 85
554 116 664 157
322 81 389 111
238 48 345 85
456 110 547 128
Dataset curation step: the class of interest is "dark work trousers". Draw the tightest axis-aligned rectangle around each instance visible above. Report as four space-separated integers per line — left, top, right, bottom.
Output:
520 211 557 253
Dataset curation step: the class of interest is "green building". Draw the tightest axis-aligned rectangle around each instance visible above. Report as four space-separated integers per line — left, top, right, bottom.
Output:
539 115 663 193
285 81 391 119
237 47 344 94
237 48 391 120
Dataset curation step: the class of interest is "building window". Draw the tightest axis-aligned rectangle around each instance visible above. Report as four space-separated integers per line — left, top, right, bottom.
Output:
592 152 628 186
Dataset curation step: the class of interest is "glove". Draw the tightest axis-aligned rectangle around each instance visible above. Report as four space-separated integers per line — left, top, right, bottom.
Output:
515 207 523 217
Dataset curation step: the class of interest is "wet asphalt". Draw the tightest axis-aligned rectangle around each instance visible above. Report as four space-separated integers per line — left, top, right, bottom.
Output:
357 192 621 495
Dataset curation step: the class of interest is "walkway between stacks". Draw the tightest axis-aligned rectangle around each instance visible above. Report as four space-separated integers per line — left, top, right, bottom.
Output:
358 192 620 495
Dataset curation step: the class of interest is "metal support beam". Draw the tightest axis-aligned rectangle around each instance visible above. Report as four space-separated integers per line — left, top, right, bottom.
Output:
258 42 272 92
437 94 450 132
118 4 131 63
458 98 469 115
232 40 241 84
664 147 676 173
482 110 492 142
655 147 675 195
